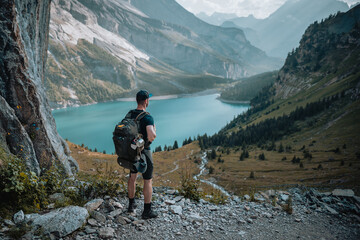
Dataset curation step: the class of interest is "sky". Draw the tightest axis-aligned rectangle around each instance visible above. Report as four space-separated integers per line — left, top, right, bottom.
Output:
176 0 360 19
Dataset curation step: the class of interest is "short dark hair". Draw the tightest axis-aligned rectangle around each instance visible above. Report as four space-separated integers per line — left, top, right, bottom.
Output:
136 90 150 103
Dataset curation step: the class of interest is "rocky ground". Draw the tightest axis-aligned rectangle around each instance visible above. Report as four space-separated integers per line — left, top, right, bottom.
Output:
1 187 359 240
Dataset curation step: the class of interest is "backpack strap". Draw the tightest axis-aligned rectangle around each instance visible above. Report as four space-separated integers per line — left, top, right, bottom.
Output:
135 111 149 122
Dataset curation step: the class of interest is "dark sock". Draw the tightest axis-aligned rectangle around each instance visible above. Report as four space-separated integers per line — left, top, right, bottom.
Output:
129 198 135 204
144 203 151 211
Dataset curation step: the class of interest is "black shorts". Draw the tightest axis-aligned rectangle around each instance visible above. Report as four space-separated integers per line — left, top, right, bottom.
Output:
130 149 153 180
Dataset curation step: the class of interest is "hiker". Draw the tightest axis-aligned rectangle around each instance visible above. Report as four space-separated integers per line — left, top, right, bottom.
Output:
127 90 158 219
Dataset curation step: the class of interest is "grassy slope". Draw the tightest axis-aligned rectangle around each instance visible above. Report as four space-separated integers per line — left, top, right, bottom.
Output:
220 71 279 102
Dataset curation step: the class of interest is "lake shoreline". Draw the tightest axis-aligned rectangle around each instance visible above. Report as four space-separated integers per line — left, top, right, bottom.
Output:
217 97 250 104
51 89 221 111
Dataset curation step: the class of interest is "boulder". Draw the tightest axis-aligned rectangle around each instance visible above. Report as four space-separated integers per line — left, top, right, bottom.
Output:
332 189 355 197
98 227 115 238
31 206 89 237
170 205 183 215
84 199 104 212
13 210 25 225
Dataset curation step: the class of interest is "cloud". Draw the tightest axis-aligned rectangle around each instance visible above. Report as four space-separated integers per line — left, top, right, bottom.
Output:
176 0 360 19
176 0 287 18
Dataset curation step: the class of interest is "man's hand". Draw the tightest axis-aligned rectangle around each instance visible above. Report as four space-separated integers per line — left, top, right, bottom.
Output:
146 125 156 142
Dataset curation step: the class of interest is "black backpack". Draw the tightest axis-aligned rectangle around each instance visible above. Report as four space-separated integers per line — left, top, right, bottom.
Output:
113 110 149 172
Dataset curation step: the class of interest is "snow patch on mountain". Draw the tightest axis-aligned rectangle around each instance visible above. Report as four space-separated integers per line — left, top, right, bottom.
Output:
49 2 149 66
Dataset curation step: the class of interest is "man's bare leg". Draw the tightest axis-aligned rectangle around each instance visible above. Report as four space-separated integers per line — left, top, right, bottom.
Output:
143 179 152 203
127 173 137 212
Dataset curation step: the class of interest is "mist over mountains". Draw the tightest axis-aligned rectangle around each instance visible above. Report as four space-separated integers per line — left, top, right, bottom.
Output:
199 0 350 58
45 0 280 108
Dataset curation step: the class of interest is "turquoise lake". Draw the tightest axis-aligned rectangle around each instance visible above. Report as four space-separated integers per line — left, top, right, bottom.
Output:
52 94 249 154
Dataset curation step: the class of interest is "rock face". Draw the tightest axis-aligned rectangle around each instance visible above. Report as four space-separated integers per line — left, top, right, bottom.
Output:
0 0 78 175
275 5 360 99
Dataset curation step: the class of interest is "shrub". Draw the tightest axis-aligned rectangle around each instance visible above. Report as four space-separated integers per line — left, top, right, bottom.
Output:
282 156 287 161
259 153 266 160
178 173 201 202
292 155 301 163
249 171 255 179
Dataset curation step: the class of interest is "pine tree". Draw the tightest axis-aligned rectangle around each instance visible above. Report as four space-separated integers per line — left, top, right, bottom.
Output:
173 140 179 149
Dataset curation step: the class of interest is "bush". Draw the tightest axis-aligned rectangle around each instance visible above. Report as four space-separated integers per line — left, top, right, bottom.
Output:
249 171 255 179
292 155 301 163
259 153 266 160
178 173 201 202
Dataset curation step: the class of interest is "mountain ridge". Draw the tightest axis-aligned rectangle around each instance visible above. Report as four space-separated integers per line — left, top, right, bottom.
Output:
45 0 281 107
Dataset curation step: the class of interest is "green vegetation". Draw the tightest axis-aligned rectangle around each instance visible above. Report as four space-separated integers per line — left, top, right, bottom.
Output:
178 172 201 202
45 39 131 105
220 71 278 101
0 145 127 218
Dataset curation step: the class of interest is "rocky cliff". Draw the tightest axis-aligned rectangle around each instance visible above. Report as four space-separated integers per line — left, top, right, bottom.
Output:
276 5 360 99
0 0 78 175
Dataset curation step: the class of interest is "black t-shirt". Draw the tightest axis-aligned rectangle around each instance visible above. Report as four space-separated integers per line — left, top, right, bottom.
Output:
128 109 154 149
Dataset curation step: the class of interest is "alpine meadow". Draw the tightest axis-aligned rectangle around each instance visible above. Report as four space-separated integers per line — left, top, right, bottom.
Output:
0 0 359 239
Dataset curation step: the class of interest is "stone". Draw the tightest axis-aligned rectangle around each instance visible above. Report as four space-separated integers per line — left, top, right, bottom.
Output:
280 194 289 202
353 196 360 204
90 211 106 223
173 196 184 202
332 189 355 197
244 206 250 211
24 214 40 224
244 195 251 201
209 206 218 211
88 218 98 226
111 201 123 209
295 218 301 222
13 210 25 224
84 199 104 212
238 219 246 224
109 209 122 218
116 216 128 225
166 189 176 195
165 200 176 205
170 205 183 215
3 219 15 227
49 193 66 203
31 206 89 237
325 205 338 215
246 218 253 224
98 227 115 238
85 227 97 234
132 220 145 226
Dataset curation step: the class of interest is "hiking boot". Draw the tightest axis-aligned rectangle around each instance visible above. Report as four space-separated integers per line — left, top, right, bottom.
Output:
142 209 158 219
127 202 137 213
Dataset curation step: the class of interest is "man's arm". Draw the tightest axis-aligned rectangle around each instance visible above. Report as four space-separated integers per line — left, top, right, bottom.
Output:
146 125 156 142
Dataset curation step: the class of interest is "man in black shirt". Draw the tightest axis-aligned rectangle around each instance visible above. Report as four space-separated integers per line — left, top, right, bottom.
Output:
127 90 158 219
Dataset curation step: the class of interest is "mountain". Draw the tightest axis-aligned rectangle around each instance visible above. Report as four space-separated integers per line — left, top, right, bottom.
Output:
276 5 360 98
224 0 349 58
46 0 281 108
0 0 77 175
201 5 360 194
196 12 239 26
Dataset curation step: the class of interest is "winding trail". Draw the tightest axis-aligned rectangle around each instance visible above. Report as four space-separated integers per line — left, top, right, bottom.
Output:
194 152 231 197
161 150 194 176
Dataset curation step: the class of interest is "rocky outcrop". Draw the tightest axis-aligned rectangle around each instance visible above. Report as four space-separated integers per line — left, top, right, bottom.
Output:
0 0 78 175
1 187 359 239
275 5 360 99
